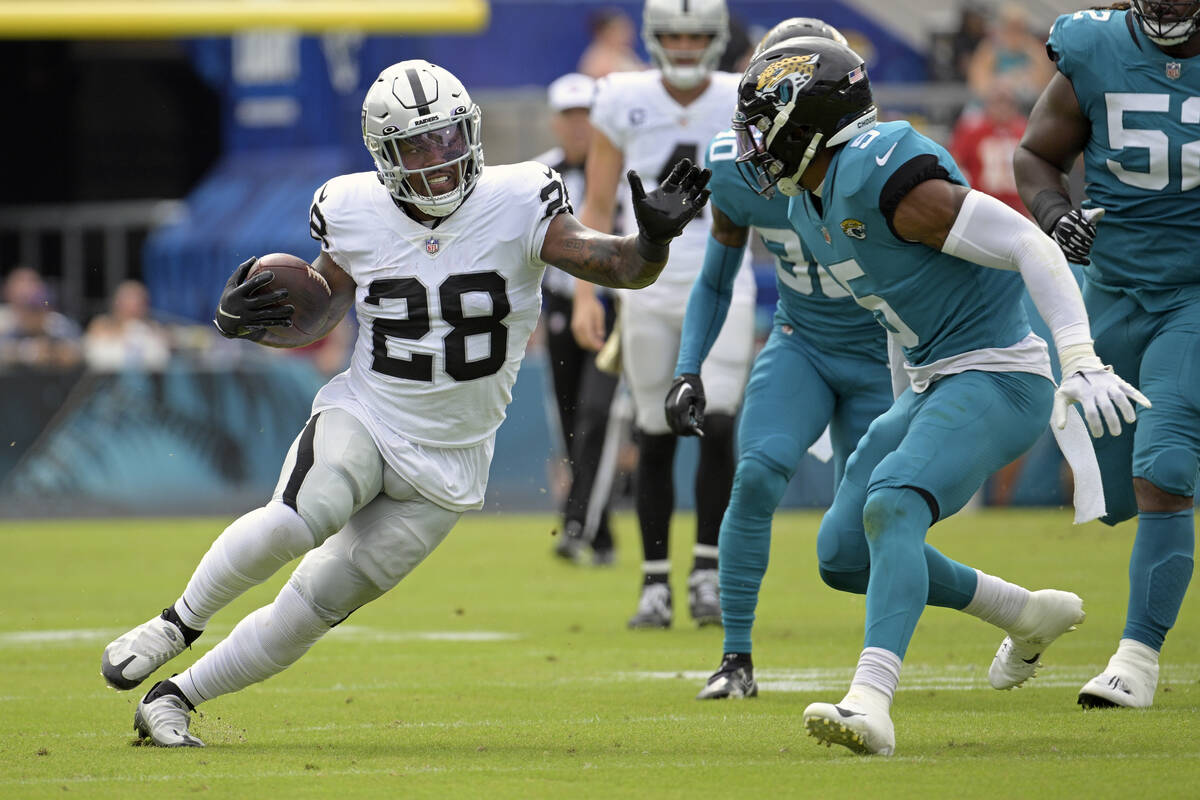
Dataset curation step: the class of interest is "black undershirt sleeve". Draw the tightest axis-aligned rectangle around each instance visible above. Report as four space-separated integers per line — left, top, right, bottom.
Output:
878 154 954 241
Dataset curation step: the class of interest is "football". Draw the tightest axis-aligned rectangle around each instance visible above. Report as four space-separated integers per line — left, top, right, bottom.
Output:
247 253 332 345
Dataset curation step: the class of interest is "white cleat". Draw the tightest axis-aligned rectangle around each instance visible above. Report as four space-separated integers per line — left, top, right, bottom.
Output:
627 583 672 629
102 611 190 690
134 681 204 747
803 687 895 756
1079 640 1159 709
989 590 1085 690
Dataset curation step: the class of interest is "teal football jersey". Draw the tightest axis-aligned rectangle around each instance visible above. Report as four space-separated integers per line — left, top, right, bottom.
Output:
787 121 1031 367
1049 9 1200 293
705 130 884 362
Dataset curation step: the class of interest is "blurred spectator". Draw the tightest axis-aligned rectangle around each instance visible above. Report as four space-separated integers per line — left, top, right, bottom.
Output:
949 84 1030 215
83 279 172 371
0 267 82 370
951 2 990 81
966 3 1055 110
578 8 644 78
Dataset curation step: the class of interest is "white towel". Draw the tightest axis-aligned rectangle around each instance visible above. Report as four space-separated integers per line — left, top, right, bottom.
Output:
1050 409 1107 524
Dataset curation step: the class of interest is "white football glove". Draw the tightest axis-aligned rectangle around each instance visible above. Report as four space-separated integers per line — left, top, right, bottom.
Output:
1052 347 1150 438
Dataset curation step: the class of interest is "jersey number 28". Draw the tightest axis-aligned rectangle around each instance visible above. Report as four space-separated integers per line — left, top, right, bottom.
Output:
366 272 510 382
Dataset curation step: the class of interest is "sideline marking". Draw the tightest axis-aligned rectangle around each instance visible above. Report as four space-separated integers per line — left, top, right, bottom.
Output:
619 664 1200 693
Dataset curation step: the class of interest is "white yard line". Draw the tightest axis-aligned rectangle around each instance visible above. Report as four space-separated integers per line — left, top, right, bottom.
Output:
0 626 519 647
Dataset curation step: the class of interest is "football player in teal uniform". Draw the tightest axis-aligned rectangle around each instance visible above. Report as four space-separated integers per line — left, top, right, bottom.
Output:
1015 1 1200 709
734 37 1147 754
667 17 893 702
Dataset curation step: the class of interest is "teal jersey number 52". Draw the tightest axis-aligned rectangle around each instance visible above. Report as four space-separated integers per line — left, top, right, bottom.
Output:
1049 9 1200 292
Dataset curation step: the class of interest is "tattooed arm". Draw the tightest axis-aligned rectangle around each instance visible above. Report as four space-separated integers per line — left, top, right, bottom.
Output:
540 214 664 289
540 159 711 290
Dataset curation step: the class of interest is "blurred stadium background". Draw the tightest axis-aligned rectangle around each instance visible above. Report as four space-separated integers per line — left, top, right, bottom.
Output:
0 0 1087 518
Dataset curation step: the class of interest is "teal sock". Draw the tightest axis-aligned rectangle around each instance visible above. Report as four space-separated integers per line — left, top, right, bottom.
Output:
862 487 932 658
924 544 978 610
1123 509 1194 650
718 457 788 655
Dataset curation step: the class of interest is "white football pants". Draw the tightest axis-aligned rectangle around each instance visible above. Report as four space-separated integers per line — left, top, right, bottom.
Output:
619 289 755 434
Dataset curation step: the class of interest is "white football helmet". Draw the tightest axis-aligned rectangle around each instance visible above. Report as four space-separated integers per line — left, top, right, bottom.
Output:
642 0 730 90
361 60 483 217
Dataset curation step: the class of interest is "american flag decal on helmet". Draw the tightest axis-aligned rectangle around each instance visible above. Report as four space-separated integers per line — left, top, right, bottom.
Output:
848 66 865 84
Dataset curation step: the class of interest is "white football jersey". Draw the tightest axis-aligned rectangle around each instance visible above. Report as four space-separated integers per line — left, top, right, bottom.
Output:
308 162 564 456
590 69 755 310
532 146 584 298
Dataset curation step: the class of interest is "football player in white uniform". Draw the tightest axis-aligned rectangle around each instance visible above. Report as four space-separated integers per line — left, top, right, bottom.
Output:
100 60 711 747
572 0 755 628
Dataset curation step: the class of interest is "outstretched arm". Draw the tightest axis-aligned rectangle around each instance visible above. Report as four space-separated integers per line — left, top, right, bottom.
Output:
540 159 711 290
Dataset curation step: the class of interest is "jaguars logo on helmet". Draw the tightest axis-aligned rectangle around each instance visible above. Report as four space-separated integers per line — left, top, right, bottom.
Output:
756 53 820 99
733 37 876 197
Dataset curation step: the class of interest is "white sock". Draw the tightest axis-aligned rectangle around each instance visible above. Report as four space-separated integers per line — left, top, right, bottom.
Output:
642 560 670 577
1114 638 1160 666
175 502 316 630
850 647 902 705
961 569 1031 632
175 583 329 707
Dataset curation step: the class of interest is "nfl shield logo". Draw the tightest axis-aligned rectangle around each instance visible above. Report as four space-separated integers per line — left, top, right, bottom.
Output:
1167 61 1182 80
425 237 440 255
821 226 831 244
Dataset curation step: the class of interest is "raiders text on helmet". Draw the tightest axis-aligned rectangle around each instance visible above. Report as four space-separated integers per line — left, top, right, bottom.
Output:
362 60 484 217
1131 0 1200 45
642 0 730 90
733 37 877 196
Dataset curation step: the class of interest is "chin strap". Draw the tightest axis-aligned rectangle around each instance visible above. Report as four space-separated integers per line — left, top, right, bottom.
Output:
777 132 822 196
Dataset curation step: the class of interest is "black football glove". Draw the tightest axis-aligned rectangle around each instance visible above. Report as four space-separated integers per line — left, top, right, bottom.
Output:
629 158 712 262
1049 207 1105 265
212 257 294 340
664 373 706 437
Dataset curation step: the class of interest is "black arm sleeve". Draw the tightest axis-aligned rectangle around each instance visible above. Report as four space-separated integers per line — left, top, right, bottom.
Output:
878 154 954 241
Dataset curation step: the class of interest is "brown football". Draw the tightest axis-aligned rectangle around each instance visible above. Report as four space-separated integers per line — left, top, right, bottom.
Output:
247 253 332 344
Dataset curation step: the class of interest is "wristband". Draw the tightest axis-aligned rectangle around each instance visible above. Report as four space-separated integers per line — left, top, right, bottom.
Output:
1058 342 1105 377
1029 189 1073 234
636 233 669 263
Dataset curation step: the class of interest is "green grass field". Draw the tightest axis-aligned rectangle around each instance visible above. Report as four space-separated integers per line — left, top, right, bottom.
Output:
2 509 1198 798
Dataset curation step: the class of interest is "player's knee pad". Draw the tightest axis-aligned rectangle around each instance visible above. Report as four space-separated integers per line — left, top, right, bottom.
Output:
729 455 789 517
816 506 870 578
275 411 385 542
228 502 318 577
861 487 930 544
257 583 331 668
1139 447 1199 501
289 557 381 626
819 565 870 595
